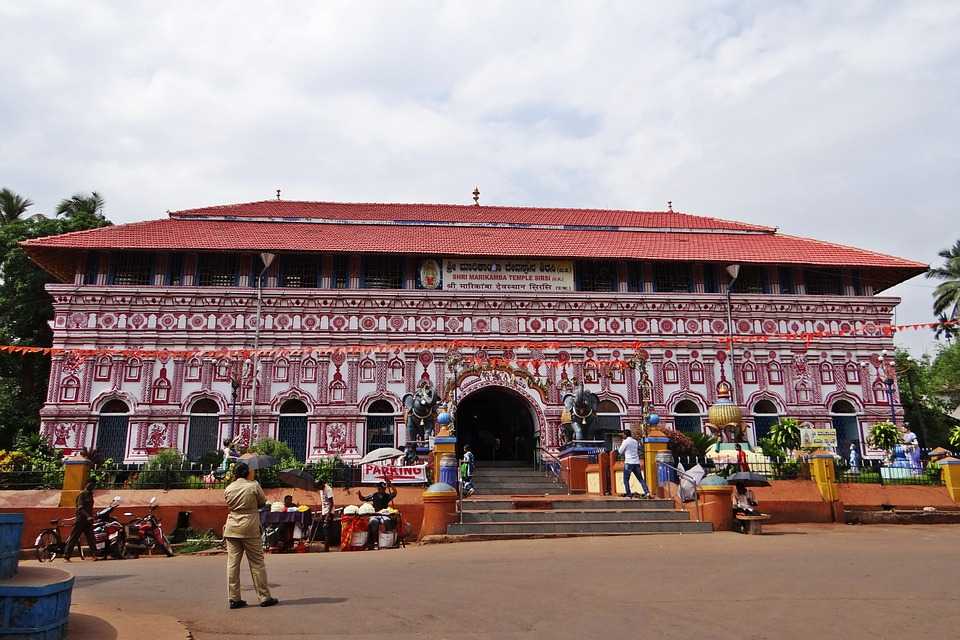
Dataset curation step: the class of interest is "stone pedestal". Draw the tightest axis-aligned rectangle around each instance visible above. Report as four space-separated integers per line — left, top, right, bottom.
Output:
558 441 602 494
59 456 92 508
941 458 960 503
810 452 839 502
699 478 734 532
419 482 459 539
643 433 670 497
432 436 456 484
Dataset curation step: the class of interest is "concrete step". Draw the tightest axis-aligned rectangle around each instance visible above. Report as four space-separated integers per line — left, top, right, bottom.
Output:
471 472 552 480
461 498 675 511
447 520 712 535
461 509 692 523
471 482 562 491
424 531 712 543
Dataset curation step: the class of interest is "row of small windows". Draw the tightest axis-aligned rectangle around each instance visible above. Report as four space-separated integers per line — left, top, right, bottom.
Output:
83 251 868 295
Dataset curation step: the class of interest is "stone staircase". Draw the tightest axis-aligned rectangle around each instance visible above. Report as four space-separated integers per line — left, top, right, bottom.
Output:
449 463 712 538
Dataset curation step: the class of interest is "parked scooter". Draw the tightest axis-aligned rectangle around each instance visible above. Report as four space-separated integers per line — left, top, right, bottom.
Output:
122 497 174 558
92 496 127 559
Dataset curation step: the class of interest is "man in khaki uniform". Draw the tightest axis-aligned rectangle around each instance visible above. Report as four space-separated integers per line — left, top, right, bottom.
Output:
224 461 278 609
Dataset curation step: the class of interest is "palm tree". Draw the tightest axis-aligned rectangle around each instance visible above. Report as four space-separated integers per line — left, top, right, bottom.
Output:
934 313 958 341
927 240 960 321
0 188 33 223
56 192 106 220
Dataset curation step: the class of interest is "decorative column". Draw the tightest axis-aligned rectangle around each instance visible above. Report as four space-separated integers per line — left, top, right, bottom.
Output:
643 430 669 497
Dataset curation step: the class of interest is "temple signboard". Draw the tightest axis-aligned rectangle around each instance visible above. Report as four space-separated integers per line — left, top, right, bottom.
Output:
799 427 838 449
442 259 574 293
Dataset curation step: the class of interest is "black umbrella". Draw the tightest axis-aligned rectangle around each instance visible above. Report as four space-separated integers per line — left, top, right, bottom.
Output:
726 472 771 487
278 468 316 491
238 453 277 471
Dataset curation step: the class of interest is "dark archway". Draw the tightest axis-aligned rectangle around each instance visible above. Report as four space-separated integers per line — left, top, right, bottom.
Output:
455 387 536 463
278 399 309 461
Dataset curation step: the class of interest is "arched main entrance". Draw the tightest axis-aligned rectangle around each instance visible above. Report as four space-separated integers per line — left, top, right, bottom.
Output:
455 386 537 463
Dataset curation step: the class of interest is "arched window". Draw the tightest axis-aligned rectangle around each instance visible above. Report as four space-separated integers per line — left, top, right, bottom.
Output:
820 362 834 384
831 399 860 456
359 359 375 383
845 362 860 384
186 398 220 461
97 400 130 463
796 382 811 403
278 399 309 461
767 361 783 385
741 361 757 384
94 356 113 381
125 358 142 382
610 364 625 384
673 399 702 434
274 359 289 382
330 380 346 403
389 359 404 383
663 361 679 384
595 399 622 434
185 357 202 382
215 359 230 381
60 376 80 402
873 380 888 404
301 358 318 383
152 377 171 403
689 360 704 384
753 399 779 442
584 361 599 383
366 399 396 451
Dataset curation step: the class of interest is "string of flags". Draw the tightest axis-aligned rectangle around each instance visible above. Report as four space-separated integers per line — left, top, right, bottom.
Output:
0 318 953 361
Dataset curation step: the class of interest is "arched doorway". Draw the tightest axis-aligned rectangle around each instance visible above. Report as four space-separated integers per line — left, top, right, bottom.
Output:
187 398 220 461
455 387 536 463
97 399 130 462
752 399 780 443
366 400 396 452
673 399 703 434
278 399 309 461
831 399 860 458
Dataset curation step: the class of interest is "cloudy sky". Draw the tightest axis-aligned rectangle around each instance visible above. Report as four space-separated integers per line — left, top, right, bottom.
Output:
1 1 957 355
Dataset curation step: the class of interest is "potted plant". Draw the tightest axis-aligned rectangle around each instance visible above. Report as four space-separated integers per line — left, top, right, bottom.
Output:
769 418 805 478
867 421 902 461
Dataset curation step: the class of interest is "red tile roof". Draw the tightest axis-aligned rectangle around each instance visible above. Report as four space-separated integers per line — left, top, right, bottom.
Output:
21 200 926 286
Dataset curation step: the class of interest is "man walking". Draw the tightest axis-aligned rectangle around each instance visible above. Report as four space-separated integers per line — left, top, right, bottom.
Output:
617 429 650 499
224 461 278 609
64 479 98 562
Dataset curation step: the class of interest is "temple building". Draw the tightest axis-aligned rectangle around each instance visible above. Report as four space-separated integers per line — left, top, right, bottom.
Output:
22 200 925 464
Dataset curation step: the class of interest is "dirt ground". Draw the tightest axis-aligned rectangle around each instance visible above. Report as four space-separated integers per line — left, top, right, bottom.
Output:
50 524 960 640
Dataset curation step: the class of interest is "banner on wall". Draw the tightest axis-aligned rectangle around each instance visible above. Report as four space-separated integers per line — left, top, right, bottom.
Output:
799 427 838 449
442 258 574 293
361 462 429 484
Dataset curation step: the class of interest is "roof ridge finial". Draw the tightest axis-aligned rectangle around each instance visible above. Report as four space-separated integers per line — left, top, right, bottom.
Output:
276 189 281 201
473 186 480 206
667 200 673 212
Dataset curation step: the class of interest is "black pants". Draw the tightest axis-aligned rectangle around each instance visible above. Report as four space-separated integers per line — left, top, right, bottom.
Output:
65 517 97 559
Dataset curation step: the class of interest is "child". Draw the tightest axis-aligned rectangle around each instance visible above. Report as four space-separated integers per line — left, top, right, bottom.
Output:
461 445 476 497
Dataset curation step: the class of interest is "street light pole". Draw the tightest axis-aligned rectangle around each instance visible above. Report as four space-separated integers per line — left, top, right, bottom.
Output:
724 264 740 404
248 252 276 439
880 351 898 425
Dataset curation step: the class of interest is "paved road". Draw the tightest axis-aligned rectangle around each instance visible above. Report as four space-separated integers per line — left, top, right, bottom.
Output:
49 524 960 639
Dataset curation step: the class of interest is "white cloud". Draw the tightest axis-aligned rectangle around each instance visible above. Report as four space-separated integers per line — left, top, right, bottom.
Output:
1 0 957 355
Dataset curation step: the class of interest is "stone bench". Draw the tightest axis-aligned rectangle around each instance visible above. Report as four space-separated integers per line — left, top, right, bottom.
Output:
735 513 771 535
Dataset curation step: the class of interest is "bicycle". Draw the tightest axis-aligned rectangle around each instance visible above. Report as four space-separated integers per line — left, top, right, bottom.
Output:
34 516 84 562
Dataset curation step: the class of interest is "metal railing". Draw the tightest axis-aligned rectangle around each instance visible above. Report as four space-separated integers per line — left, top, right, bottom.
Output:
835 458 945 486
534 446 566 493
0 465 65 490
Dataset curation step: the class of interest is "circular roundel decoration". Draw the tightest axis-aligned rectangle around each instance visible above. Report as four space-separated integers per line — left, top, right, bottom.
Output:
302 314 319 330
815 322 827 333
664 350 673 359
585 348 595 358
189 314 206 329
217 314 236 330
475 350 488 362
839 322 852 335
360 315 377 331
129 313 146 329
608 319 622 332
159 314 177 330
419 350 433 366
69 312 87 328
864 321 877 335
417 316 434 332
660 319 674 333
274 314 292 330
712 319 726 334
556 318 571 332
691 350 700 359
558 351 570 363
737 320 752 334
716 350 727 363
582 318 597 332
527 318 543 332
768 350 777 359
445 317 462 332
500 317 518 334
742 351 752 360
388 315 405 331
686 319 700 334
331 350 346 366
100 314 117 329
634 318 649 333
474 317 490 333
763 319 778 334
504 348 515 360
612 349 621 358
789 321 803 334
331 315 348 331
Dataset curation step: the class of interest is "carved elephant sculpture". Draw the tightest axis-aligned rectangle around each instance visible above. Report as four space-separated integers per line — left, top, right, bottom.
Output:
403 383 440 443
563 387 600 441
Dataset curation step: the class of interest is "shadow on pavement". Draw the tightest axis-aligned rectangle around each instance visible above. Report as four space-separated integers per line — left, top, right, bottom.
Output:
68 613 118 640
758 531 809 536
280 597 348 606
74 574 135 586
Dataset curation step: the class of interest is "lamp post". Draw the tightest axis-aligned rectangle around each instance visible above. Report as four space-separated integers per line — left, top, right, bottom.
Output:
248 252 276 439
227 357 245 440
724 264 740 404
879 350 898 425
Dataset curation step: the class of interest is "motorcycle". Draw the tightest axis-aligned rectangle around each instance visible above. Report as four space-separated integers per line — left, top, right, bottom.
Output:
122 497 174 558
92 496 127 560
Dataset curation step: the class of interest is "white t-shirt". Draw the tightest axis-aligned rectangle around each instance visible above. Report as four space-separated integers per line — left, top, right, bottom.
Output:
618 436 641 465
320 485 334 516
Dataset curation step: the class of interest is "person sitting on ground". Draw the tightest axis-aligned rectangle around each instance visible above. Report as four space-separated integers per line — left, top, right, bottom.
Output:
358 480 399 549
732 482 759 532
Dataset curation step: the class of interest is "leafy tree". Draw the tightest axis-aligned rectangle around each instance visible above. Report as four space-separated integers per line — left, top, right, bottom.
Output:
56 192 107 226
867 421 902 454
949 426 960 450
688 432 718 458
934 314 957 341
0 189 33 223
769 418 801 454
0 193 110 447
926 239 960 321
